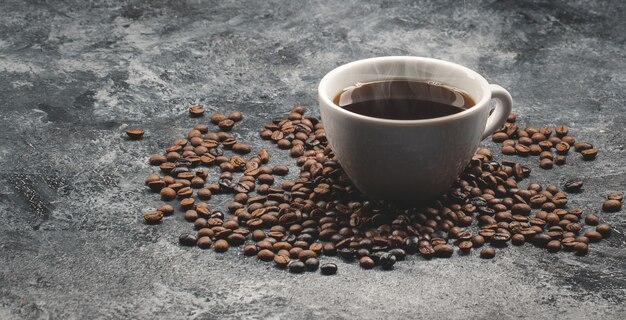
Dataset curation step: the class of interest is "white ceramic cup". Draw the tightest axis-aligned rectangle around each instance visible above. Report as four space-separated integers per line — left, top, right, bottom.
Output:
318 56 512 203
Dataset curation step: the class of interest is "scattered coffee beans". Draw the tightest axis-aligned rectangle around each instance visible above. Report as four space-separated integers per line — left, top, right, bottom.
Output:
142 107 617 276
491 114 597 168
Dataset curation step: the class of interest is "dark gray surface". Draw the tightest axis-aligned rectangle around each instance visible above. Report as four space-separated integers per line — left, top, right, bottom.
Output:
1 0 625 319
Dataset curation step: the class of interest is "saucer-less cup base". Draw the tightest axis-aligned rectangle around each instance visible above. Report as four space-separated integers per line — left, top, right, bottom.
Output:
318 57 512 203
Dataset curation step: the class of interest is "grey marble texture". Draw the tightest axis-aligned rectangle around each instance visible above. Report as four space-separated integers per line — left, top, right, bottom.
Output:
1 0 625 319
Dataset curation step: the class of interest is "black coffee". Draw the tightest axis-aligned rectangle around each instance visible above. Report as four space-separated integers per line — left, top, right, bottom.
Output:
332 80 475 120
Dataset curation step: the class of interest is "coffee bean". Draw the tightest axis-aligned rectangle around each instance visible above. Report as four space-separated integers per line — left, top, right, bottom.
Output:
179 232 197 246
501 145 516 155
228 111 243 122
574 141 593 152
149 154 167 165
143 210 163 224
273 254 290 268
572 242 588 256
602 199 621 212
232 143 251 154
540 158 553 169
320 263 338 275
480 247 496 259
379 253 396 270
555 142 570 155
160 187 176 201
197 236 213 249
218 119 235 131
492 132 508 142
581 148 598 161
511 233 525 245
564 179 583 192
596 223 612 238
125 127 145 140
257 249 275 261
272 165 289 176
189 105 205 117
471 235 485 247
583 214 599 226
214 239 229 252
298 249 317 261
288 260 306 273
515 144 530 156
388 248 406 261
157 204 174 216
242 244 257 256
305 258 319 271
210 113 225 124
584 231 603 243
458 241 473 251
554 154 565 165
359 256 375 269
547 240 561 253
555 124 568 137
434 244 454 258
607 193 624 201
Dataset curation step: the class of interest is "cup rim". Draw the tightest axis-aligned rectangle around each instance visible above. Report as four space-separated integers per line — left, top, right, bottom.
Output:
318 56 492 125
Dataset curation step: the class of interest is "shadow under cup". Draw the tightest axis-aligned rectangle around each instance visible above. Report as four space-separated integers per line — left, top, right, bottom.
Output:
318 57 494 203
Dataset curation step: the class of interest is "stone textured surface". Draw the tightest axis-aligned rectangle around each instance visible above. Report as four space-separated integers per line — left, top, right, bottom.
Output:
1 0 625 319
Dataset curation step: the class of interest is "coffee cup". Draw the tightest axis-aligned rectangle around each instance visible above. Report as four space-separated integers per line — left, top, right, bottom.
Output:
318 56 512 203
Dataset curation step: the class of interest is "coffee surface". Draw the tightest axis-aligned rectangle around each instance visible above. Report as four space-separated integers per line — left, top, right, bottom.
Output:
333 80 475 120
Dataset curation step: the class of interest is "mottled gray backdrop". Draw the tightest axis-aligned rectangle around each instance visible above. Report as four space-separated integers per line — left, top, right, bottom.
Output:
1 0 625 319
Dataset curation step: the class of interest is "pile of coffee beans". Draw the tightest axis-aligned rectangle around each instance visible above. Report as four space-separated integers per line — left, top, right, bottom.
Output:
141 106 617 275
491 114 598 169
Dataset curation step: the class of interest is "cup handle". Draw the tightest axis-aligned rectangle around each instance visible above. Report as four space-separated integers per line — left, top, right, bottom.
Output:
481 84 513 140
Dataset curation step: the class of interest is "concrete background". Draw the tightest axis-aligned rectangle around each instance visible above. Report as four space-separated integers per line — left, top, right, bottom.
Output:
1 0 625 319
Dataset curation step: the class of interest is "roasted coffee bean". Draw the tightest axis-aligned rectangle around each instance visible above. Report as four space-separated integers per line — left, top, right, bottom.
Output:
581 148 598 161
257 249 275 261
458 241 473 252
157 204 174 216
471 235 485 247
584 231 603 243
574 141 593 152
584 214 599 225
607 193 624 201
379 253 396 270
304 258 319 271
434 244 454 258
228 111 243 122
320 263 337 275
511 233 525 246
564 179 583 192
273 254 290 268
125 127 144 140
214 239 229 252
359 256 375 269
602 199 622 212
272 165 289 176
143 210 163 224
160 187 176 201
179 232 197 246
540 158 553 169
388 248 406 261
480 247 496 259
547 240 561 253
210 113 226 124
288 260 306 273
232 143 251 154
218 119 235 131
197 236 213 249
596 223 612 238
189 105 205 117
574 242 589 256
